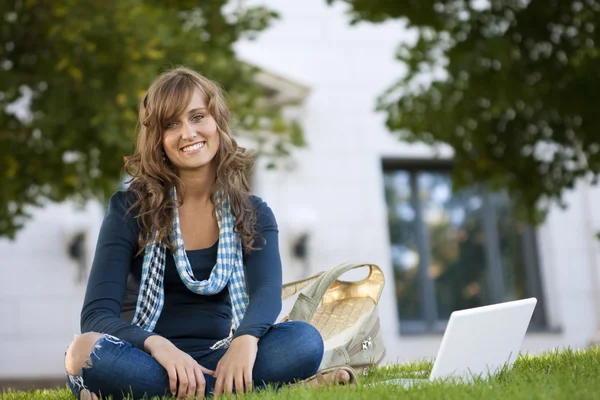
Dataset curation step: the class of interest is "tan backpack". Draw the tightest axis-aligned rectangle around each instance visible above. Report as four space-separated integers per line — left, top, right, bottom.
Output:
281 262 386 371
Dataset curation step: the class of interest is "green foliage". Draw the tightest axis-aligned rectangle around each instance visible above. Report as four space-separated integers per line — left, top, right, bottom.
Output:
0 0 302 238
329 0 600 224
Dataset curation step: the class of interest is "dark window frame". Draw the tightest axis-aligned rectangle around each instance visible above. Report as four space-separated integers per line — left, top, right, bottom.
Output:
382 158 548 334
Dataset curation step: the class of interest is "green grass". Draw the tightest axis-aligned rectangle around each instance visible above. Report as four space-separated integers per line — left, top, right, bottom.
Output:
3 348 600 399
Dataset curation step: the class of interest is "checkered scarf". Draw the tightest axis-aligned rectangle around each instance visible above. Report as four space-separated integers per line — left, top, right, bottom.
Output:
131 187 248 350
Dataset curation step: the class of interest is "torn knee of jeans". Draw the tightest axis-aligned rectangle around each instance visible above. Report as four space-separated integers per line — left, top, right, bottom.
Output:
66 333 124 390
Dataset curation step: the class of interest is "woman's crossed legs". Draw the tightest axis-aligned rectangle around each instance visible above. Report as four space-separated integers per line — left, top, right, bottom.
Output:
65 321 349 399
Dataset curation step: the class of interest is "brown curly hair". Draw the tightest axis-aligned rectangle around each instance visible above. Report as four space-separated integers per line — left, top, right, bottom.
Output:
124 66 258 255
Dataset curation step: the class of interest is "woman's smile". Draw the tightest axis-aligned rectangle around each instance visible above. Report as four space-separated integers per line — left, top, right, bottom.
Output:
180 140 206 155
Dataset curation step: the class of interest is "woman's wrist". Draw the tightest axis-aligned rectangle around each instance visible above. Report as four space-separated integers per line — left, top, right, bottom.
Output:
144 335 171 355
231 334 259 346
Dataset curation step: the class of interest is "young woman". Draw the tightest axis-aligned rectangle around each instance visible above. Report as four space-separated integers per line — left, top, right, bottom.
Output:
63 67 351 399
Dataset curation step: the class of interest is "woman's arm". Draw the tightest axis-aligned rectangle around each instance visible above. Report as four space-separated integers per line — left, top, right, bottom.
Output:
214 197 283 395
80 190 157 350
232 197 283 339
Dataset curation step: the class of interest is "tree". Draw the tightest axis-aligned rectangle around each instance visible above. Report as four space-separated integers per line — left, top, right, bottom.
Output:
0 0 304 239
328 0 600 223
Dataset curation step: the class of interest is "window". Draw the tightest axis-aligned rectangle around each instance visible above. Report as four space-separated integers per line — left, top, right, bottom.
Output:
383 161 546 333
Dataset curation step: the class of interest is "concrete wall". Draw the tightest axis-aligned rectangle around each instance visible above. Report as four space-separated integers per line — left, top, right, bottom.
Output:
0 201 104 378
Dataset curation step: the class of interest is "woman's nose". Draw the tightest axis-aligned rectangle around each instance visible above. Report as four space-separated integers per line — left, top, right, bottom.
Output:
181 122 197 140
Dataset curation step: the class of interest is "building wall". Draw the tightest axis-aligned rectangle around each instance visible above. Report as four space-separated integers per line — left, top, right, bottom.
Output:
535 181 600 348
0 201 105 378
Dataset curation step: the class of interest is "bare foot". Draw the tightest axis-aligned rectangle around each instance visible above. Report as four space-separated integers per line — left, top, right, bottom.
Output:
79 389 99 400
310 369 351 387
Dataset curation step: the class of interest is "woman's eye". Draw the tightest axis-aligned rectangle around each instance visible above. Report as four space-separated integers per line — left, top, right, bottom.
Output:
165 122 177 130
192 114 204 122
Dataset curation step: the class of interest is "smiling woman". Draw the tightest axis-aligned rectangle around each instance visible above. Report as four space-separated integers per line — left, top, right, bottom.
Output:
122 68 259 256
62 67 351 400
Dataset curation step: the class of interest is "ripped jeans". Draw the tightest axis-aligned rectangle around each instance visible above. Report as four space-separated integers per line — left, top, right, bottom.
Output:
66 321 324 399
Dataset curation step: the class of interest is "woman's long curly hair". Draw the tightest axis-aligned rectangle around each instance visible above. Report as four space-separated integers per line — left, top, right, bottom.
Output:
124 66 258 255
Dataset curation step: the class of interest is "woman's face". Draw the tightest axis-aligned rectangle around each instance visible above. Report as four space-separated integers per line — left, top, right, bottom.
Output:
161 89 220 172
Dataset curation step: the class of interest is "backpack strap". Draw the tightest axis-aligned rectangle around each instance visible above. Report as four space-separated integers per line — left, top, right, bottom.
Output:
281 272 324 301
287 261 384 322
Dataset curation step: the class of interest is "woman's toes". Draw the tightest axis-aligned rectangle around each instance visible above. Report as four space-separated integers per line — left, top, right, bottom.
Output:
80 389 91 400
336 370 350 384
80 390 99 400
310 369 351 387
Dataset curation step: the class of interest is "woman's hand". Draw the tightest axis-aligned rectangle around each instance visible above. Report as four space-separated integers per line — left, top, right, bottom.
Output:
145 335 214 399
213 335 259 397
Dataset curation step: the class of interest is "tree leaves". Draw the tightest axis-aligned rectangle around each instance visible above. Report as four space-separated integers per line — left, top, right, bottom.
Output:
0 0 302 238
331 0 600 223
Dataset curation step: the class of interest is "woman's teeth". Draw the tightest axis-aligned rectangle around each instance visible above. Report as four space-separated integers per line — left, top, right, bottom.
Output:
182 142 205 152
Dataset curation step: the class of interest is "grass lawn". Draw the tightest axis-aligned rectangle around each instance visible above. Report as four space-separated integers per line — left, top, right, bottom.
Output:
2 347 599 399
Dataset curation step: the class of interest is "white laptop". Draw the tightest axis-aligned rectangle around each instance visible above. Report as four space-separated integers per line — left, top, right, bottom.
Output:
370 297 537 387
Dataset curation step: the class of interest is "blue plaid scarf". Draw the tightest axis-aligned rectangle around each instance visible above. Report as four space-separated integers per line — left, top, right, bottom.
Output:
131 187 248 349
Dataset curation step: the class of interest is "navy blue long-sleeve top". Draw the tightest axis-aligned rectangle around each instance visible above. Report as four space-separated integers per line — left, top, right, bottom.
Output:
80 190 283 356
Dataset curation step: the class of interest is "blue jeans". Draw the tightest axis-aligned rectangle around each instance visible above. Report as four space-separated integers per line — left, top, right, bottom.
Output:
66 321 324 399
